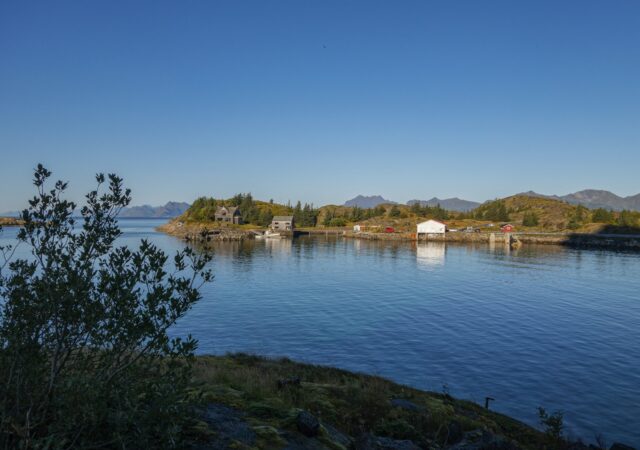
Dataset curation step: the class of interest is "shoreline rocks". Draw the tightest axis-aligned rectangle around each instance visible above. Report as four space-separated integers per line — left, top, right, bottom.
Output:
156 219 256 242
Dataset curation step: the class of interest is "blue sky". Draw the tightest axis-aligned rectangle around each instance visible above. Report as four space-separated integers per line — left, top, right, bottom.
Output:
1 1 638 211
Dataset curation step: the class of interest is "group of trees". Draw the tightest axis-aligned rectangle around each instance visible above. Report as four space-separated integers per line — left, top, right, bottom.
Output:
409 203 450 220
184 194 320 228
617 210 640 228
322 205 387 227
567 206 639 230
471 200 511 222
522 211 540 227
292 201 320 227
591 208 615 223
350 205 386 221
567 205 588 230
185 196 219 221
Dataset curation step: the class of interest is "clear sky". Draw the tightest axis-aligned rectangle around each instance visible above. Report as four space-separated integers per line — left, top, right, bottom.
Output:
1 1 639 211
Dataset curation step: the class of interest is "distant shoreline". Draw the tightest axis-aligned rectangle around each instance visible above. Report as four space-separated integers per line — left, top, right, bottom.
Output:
155 217 640 251
347 230 640 250
0 217 23 227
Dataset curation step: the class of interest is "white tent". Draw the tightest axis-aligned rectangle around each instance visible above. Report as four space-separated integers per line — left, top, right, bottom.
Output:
417 219 447 234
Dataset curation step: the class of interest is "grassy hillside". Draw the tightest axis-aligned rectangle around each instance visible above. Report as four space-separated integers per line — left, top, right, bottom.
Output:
479 195 640 233
188 354 600 449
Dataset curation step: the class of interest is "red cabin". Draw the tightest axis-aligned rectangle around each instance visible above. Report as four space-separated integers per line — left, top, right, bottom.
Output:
384 227 395 233
500 224 514 233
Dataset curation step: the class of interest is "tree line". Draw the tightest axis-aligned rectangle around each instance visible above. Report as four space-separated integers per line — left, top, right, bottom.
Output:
185 194 320 227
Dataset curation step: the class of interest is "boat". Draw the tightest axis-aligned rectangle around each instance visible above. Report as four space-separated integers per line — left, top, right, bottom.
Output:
255 230 281 239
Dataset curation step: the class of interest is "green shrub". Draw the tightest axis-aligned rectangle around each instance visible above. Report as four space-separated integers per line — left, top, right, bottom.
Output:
0 165 212 448
538 407 564 441
328 218 347 227
522 211 539 227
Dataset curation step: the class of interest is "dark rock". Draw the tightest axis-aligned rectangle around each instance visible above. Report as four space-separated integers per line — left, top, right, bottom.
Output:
390 398 422 412
198 403 256 449
355 433 421 450
323 423 353 448
448 429 520 450
296 410 320 437
278 376 301 389
610 444 636 450
445 421 464 444
566 443 602 450
281 432 327 450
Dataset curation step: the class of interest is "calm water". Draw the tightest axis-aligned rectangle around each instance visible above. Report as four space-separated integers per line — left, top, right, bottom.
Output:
2 219 639 444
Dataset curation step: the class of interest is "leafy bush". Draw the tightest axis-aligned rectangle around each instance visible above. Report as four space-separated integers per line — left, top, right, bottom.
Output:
522 211 539 227
0 165 212 448
538 407 564 441
617 209 640 228
327 218 347 227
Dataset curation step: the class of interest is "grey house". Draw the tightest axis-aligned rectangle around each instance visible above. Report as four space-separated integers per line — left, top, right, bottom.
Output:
214 206 242 224
271 216 294 231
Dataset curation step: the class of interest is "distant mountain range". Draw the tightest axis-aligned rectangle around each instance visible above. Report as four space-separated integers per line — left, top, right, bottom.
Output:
518 190 640 211
344 195 397 208
343 195 479 211
345 190 640 212
118 202 190 218
407 197 480 212
1 202 190 220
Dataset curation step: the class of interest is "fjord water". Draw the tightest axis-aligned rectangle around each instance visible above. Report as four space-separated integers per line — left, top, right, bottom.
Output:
2 219 639 444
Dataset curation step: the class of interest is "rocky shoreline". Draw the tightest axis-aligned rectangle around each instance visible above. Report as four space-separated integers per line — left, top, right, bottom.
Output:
346 231 640 250
0 217 23 227
157 220 256 242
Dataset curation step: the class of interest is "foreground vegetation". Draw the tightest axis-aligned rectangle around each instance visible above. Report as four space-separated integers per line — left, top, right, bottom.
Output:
0 166 212 448
188 353 629 449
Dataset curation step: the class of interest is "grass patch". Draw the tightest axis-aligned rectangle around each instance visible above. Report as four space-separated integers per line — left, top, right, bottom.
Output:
190 353 551 449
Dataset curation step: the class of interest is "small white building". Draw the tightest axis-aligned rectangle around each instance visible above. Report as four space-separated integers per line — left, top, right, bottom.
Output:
353 224 361 232
417 219 447 235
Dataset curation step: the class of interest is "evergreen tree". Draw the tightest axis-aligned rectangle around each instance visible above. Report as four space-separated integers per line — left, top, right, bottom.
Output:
591 208 614 223
522 211 539 227
388 205 401 218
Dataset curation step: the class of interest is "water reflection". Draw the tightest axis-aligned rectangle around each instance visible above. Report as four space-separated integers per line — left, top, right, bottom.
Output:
416 242 446 268
262 237 293 255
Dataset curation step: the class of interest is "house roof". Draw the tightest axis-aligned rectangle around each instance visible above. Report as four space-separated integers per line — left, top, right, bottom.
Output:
215 206 240 215
272 216 294 222
418 219 446 226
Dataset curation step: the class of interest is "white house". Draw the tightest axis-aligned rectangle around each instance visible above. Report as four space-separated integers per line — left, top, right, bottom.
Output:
417 219 447 235
353 224 361 232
